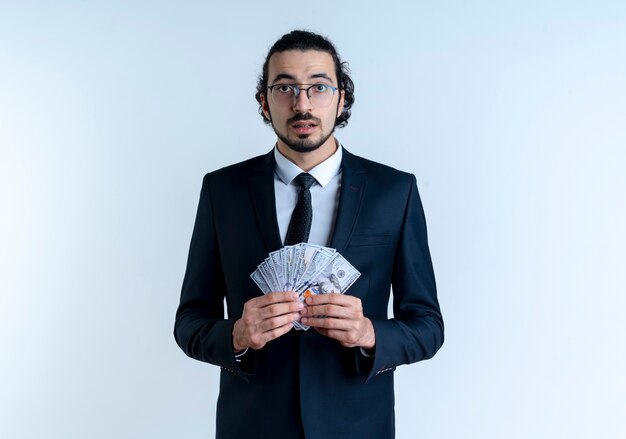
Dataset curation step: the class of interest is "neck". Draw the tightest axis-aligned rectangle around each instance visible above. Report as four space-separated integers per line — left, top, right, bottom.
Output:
276 137 338 172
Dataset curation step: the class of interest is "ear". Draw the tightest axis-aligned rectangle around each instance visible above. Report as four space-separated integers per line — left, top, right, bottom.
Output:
336 89 345 119
260 93 272 122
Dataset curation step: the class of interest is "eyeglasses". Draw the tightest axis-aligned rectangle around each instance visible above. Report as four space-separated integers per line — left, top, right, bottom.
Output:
267 83 339 108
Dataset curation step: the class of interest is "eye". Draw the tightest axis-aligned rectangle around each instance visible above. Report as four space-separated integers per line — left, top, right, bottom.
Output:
313 84 329 93
276 85 293 93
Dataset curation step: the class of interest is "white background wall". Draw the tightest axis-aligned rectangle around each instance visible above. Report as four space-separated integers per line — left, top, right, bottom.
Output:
1 1 624 438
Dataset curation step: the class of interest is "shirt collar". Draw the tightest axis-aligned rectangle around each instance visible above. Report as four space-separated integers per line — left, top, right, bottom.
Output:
273 142 342 188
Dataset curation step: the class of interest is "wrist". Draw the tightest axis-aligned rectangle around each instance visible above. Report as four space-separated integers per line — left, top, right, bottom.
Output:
359 319 376 350
232 319 247 352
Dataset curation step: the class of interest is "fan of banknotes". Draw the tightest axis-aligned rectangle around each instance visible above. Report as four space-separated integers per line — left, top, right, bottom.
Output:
250 243 361 330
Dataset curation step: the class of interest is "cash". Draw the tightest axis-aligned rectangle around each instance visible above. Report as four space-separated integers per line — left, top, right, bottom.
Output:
250 244 361 330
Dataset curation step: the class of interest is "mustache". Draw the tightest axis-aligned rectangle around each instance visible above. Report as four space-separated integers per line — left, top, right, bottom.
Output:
288 113 321 124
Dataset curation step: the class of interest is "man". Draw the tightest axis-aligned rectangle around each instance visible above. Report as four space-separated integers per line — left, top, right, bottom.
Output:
174 30 444 439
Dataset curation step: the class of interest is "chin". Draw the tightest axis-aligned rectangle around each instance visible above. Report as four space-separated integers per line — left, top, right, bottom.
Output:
277 133 325 153
276 129 335 154
286 141 323 153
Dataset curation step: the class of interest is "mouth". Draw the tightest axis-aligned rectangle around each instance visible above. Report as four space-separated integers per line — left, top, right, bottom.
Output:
292 121 317 128
291 120 318 134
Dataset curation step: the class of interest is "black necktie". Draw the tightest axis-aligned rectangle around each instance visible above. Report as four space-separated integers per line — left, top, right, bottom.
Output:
285 173 316 245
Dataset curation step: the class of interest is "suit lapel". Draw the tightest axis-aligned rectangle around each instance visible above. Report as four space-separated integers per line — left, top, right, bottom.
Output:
329 148 367 252
249 151 283 253
249 147 367 253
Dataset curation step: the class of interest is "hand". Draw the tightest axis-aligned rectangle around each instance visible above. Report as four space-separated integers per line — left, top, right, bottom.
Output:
232 291 303 351
300 294 375 349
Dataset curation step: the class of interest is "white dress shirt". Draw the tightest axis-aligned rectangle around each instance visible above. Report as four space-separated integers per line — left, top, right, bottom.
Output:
273 145 342 247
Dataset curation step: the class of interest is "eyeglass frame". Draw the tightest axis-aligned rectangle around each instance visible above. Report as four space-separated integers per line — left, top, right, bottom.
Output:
266 83 340 107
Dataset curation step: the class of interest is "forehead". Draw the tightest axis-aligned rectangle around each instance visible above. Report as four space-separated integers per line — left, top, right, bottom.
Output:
267 50 337 84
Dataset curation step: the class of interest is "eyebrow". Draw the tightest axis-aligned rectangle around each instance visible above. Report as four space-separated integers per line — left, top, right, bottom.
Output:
310 73 333 81
270 73 295 84
270 72 334 85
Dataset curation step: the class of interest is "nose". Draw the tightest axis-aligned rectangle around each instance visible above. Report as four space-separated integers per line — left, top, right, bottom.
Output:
292 88 313 113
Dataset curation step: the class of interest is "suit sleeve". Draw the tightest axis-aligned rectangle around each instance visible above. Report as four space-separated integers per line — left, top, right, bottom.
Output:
173 175 253 380
365 174 444 382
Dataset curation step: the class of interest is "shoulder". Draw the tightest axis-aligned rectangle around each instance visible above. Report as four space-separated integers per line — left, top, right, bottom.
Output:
201 151 273 185
342 147 414 183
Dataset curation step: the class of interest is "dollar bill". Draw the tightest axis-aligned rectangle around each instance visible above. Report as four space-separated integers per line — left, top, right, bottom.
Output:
250 243 361 331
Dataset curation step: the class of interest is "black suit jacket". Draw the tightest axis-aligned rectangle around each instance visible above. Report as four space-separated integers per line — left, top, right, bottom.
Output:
174 147 444 439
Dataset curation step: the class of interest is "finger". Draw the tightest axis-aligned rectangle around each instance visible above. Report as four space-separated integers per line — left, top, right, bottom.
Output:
259 291 299 305
259 312 302 333
245 292 298 315
259 300 304 320
301 316 350 330
245 319 295 349
301 303 354 319
253 315 299 343
305 293 359 307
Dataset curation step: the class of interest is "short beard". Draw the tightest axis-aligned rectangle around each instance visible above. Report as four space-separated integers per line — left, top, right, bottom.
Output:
268 110 336 153
275 126 335 153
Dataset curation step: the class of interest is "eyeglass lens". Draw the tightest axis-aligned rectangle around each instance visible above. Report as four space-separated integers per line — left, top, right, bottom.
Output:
270 85 336 108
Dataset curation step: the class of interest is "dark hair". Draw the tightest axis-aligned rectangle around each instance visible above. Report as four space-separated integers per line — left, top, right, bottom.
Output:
255 30 355 128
